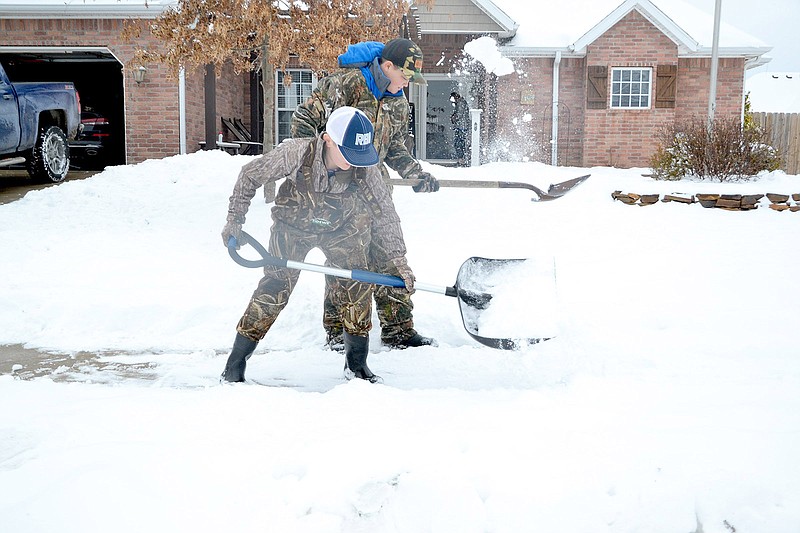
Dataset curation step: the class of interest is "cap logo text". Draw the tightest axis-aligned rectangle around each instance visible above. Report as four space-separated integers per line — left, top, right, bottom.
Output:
355 132 371 146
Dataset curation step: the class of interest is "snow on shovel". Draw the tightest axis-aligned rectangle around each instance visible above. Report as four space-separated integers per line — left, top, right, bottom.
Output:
228 231 554 350
388 174 590 202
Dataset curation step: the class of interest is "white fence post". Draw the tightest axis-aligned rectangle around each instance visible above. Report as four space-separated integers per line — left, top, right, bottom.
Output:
470 108 482 167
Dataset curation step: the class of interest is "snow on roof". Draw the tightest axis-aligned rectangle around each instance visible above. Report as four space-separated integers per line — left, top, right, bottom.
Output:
487 0 769 57
746 72 800 113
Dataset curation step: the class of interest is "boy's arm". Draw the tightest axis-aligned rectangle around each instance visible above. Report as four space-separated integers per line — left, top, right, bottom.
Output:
225 139 307 226
291 76 347 138
383 99 425 179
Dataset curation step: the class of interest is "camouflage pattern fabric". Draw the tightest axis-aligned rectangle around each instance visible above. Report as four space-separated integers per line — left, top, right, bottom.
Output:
291 68 425 183
292 69 423 344
227 137 406 262
237 217 373 341
227 136 408 342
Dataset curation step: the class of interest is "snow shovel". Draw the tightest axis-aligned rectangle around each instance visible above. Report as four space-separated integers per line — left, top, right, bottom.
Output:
227 231 551 350
388 174 590 202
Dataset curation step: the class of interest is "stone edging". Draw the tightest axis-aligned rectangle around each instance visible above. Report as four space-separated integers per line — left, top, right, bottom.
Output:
612 191 800 211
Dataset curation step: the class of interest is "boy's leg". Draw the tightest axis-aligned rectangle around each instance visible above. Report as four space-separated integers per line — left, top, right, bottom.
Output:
368 239 436 348
236 224 311 341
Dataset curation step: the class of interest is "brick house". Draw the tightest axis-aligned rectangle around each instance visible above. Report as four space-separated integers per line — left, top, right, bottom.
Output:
0 0 771 169
0 0 249 167
412 0 771 168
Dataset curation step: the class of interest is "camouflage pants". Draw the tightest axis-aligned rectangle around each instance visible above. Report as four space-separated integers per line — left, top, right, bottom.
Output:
322 228 416 344
237 217 373 342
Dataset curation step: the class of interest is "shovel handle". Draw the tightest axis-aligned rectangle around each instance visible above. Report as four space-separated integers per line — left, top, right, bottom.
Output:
229 233 413 289
388 178 546 196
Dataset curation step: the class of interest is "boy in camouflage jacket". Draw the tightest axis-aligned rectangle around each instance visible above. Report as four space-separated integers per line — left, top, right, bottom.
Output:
220 107 414 384
291 38 438 350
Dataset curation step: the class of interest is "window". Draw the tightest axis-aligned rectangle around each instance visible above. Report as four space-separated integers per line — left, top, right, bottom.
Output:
610 68 651 109
276 69 315 144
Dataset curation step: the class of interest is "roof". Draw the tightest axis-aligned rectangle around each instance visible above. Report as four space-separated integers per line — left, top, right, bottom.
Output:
487 0 770 63
0 0 177 19
746 72 800 113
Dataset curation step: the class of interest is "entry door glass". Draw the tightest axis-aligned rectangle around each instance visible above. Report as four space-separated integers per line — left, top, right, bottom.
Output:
425 79 470 161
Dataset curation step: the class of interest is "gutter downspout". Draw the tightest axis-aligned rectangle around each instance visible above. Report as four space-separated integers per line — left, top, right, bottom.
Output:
551 50 561 166
707 0 722 124
179 67 186 154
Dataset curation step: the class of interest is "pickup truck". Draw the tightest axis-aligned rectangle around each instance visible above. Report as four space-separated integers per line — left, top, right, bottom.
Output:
0 60 81 183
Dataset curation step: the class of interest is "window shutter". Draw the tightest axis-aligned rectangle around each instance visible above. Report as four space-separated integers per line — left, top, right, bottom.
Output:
587 66 608 109
655 64 677 108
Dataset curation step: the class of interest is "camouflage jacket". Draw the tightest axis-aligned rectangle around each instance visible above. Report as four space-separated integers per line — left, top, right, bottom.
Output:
227 136 407 262
291 68 424 181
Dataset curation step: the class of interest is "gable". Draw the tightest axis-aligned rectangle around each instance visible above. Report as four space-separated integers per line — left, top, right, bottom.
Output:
414 0 517 38
572 0 697 55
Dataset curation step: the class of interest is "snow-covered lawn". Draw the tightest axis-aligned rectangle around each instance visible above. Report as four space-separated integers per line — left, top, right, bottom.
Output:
1 151 798 532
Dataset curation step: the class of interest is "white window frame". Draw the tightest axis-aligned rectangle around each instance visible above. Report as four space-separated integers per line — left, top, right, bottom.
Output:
610 67 652 109
275 69 316 145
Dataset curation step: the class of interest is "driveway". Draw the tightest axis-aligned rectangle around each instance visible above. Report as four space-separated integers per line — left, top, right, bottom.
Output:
0 168 99 205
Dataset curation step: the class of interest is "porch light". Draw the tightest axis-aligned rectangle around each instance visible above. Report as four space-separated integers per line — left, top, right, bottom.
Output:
133 66 147 84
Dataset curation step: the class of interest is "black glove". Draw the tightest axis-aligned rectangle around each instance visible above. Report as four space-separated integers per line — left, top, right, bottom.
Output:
387 257 415 293
412 172 440 193
221 220 243 249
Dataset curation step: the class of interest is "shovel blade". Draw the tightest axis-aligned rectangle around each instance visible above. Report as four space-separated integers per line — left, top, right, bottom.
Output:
455 257 559 349
533 174 591 202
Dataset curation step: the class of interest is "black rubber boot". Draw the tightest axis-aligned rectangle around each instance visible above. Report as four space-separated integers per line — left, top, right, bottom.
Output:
383 332 437 349
221 333 258 383
343 332 382 384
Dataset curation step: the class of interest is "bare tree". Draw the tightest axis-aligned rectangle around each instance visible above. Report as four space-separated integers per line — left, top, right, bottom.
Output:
123 0 427 148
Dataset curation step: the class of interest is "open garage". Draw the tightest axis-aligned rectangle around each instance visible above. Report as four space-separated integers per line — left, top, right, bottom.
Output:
0 47 126 170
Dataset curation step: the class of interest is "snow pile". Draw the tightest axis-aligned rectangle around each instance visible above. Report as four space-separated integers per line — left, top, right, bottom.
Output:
1 150 799 532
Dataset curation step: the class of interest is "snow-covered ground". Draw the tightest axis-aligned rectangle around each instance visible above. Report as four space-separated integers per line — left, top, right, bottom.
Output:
1 150 798 532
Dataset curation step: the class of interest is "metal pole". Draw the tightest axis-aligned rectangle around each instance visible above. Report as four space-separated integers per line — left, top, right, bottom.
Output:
178 67 186 154
551 51 561 166
707 0 722 124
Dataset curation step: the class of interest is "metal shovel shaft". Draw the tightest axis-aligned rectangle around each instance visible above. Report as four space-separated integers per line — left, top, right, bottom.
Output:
388 174 590 201
228 232 455 297
227 232 545 350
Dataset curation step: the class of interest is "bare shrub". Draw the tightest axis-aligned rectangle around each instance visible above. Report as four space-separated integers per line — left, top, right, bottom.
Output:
650 115 781 182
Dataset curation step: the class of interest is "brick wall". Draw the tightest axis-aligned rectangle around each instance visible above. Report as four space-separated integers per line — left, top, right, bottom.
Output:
492 57 553 163
492 56 587 166
418 34 478 75
581 10 679 168
676 57 745 121
0 17 249 164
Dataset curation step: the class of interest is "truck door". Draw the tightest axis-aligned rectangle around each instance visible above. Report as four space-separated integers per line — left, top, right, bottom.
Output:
0 69 21 154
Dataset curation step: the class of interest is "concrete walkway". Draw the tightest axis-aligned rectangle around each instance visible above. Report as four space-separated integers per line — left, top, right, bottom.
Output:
0 169 98 205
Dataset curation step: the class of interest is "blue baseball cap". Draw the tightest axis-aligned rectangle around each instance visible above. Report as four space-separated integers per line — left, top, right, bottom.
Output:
325 107 380 167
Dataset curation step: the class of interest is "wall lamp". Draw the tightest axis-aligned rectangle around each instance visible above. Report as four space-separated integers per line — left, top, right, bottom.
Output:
133 66 147 84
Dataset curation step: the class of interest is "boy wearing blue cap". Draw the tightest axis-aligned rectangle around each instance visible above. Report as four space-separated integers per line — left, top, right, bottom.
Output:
220 107 414 384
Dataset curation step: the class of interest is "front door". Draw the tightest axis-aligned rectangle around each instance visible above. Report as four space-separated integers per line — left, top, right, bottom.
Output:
428 78 468 163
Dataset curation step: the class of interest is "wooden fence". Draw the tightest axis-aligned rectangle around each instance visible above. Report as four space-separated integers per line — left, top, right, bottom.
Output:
751 112 800 175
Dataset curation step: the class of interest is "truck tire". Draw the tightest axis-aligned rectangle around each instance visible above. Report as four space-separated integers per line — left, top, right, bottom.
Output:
27 125 70 183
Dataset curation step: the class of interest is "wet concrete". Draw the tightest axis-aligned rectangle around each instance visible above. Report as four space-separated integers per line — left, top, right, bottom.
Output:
0 169 99 205
2 168 160 384
0 344 158 383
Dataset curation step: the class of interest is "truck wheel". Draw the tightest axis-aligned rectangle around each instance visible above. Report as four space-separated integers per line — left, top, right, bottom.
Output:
28 125 70 183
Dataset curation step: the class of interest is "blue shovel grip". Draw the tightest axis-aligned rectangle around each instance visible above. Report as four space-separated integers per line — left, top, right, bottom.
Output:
351 268 407 288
